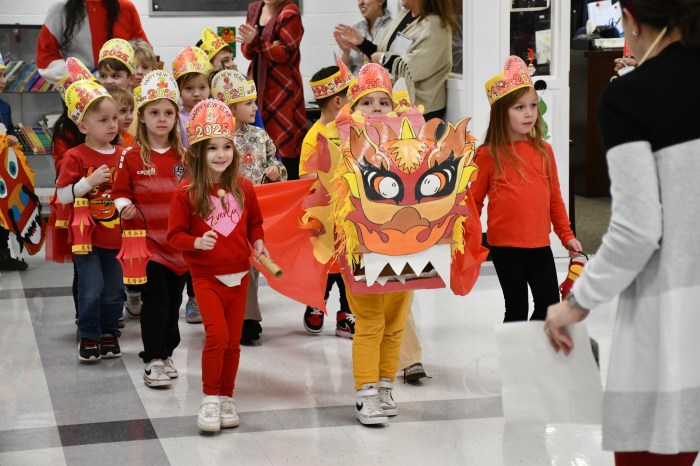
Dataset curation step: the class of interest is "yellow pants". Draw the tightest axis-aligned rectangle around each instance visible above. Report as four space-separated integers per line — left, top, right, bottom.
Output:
398 308 422 370
345 286 413 389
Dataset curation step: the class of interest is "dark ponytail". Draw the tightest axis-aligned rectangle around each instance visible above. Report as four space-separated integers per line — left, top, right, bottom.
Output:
61 0 122 53
677 0 700 49
620 0 700 49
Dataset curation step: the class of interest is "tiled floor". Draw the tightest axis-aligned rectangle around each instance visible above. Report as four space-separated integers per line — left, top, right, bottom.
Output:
0 251 666 466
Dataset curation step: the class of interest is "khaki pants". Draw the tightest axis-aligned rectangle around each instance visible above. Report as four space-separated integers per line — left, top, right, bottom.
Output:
244 266 261 321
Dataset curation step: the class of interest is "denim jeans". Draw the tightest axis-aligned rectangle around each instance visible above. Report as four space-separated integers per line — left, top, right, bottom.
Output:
74 247 124 340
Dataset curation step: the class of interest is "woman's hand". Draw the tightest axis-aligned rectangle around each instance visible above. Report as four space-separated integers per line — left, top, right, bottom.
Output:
334 24 364 46
120 204 137 220
566 238 583 258
264 166 280 182
544 301 589 355
253 239 269 259
370 51 383 64
237 23 257 44
333 31 353 54
195 230 218 250
613 57 637 72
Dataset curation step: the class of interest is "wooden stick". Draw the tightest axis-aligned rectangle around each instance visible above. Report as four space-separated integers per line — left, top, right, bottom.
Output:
255 251 283 279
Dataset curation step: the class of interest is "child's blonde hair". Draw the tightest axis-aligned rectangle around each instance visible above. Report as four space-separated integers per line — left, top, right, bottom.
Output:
105 85 134 110
135 99 185 173
130 38 157 70
185 139 244 219
482 86 552 183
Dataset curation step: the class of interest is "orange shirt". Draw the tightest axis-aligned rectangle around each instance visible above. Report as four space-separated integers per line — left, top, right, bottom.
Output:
470 140 574 248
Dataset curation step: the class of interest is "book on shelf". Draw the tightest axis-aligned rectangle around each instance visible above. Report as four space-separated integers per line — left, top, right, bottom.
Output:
17 123 52 154
0 56 56 93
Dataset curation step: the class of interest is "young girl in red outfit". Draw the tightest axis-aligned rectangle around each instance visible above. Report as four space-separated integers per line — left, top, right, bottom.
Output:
112 70 188 388
471 56 582 323
167 99 269 432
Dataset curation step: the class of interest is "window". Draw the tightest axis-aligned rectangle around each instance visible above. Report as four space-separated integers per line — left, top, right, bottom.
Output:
510 0 552 76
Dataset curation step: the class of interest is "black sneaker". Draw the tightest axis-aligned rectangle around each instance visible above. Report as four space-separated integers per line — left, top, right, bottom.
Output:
303 306 324 334
100 334 121 359
240 319 262 345
335 311 355 339
79 338 101 361
0 248 27 271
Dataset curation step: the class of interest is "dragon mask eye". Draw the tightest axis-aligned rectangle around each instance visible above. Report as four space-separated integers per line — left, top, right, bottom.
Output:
359 160 404 204
415 152 460 202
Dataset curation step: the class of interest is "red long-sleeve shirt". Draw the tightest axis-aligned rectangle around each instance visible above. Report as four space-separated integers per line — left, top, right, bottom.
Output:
470 140 575 248
167 177 265 277
112 147 188 275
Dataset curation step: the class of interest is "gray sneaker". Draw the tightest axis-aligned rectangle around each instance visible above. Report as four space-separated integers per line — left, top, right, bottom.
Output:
355 383 388 425
378 378 398 416
185 297 202 323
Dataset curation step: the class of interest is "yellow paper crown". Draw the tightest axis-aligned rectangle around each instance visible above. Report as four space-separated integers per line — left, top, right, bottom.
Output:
98 38 137 74
172 46 213 81
310 57 356 100
211 70 256 105
485 56 533 106
348 63 393 108
64 80 111 123
200 28 230 61
188 99 235 145
134 70 180 109
55 57 96 98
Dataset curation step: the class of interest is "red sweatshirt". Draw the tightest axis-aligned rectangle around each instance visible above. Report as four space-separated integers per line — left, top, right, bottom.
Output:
470 140 575 249
167 177 265 277
56 144 123 249
112 146 188 275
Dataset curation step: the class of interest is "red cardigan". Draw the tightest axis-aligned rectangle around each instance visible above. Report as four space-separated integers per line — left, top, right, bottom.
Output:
167 177 265 277
241 0 306 159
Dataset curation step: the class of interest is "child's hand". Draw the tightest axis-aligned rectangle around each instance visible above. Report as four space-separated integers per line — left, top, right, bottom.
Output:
86 164 111 187
264 166 280 182
566 238 583 258
7 135 19 146
195 230 218 250
120 204 137 220
253 239 269 259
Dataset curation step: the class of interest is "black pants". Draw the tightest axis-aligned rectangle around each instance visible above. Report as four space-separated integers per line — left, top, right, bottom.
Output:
423 108 446 122
490 246 560 322
325 273 350 313
0 228 9 248
139 261 187 363
186 272 194 297
281 156 301 181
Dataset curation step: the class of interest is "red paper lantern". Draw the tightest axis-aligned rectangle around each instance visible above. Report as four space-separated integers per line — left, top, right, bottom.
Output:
55 201 71 229
116 209 151 285
559 254 589 299
70 197 95 254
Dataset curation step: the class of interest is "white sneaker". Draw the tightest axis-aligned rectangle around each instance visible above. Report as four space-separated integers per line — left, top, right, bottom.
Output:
378 378 398 416
219 396 240 428
355 383 388 425
143 360 171 388
124 290 142 319
163 357 178 378
198 395 221 432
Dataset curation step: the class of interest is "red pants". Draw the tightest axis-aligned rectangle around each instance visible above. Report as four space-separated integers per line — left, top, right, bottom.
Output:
615 452 698 466
193 275 249 397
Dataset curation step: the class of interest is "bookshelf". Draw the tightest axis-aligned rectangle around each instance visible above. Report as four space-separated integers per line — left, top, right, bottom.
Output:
1 24 63 190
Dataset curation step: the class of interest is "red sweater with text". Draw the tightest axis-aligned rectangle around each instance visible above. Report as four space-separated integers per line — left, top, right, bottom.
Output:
470 140 575 248
112 146 188 275
167 177 265 277
56 144 123 249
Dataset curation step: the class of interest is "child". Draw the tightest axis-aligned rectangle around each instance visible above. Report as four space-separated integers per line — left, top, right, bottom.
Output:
113 70 188 387
298 62 355 339
97 38 137 90
211 69 286 343
167 98 268 432
199 28 237 71
106 86 135 148
129 38 157 89
172 45 214 324
0 54 28 271
56 79 124 361
471 56 582 323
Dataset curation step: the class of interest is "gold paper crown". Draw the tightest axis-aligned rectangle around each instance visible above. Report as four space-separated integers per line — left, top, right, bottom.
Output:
172 46 213 81
98 38 137 74
188 99 235 145
485 56 533 106
134 70 180 109
55 57 96 98
0 53 5 71
64 80 111 123
211 70 256 105
200 28 229 61
310 57 356 100
348 63 393 108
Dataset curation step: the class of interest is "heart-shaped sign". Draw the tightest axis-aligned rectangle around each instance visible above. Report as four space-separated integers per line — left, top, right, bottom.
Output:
205 192 242 237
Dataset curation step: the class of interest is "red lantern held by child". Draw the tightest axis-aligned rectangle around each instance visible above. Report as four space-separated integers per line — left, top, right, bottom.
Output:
70 197 95 254
560 253 589 299
116 207 151 285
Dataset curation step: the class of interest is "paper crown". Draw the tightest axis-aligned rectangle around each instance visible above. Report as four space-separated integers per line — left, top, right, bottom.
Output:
55 57 97 98
310 57 356 100
348 63 393 108
172 46 213 81
485 56 533 106
211 70 256 105
200 28 230 61
188 99 236 145
134 70 180 109
64 80 111 123
98 38 137 74
0 53 5 71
